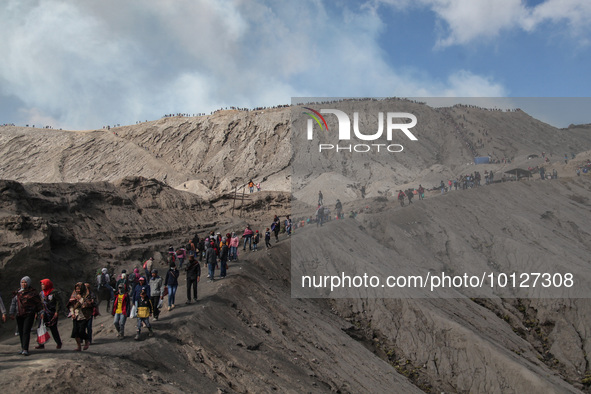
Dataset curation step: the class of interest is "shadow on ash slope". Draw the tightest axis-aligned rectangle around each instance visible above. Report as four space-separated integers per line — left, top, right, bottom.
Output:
292 176 591 393
1 175 591 392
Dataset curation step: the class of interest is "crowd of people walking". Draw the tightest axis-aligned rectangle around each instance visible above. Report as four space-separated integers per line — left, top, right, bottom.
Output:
0 219 290 355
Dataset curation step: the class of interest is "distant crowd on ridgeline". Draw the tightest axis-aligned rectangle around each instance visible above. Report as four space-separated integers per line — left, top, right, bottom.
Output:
0 217 297 356
0 97 529 134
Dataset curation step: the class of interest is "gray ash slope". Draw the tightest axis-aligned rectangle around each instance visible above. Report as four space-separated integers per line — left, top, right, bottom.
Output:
2 99 591 197
1 176 591 392
1 99 591 392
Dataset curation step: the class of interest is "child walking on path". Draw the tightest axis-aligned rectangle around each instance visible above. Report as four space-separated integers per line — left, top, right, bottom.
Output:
135 290 153 340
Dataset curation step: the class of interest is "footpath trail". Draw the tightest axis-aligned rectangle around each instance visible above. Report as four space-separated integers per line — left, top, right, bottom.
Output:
0 236 421 393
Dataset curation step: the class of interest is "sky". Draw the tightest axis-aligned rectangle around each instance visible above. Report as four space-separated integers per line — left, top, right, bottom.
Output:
0 0 590 130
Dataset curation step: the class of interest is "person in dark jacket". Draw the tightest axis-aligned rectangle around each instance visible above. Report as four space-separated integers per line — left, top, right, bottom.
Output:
220 238 229 278
134 290 153 340
111 284 130 339
35 279 63 350
164 263 179 311
272 216 280 241
0 292 7 323
148 270 163 320
205 242 218 281
132 277 151 305
116 269 130 293
9 276 43 356
185 255 201 303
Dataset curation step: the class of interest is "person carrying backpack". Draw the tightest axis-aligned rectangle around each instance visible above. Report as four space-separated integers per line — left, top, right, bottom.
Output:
252 231 260 251
397 190 406 207
96 268 114 301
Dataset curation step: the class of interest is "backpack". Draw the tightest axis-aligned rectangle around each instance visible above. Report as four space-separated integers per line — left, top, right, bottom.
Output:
99 273 107 287
254 233 260 243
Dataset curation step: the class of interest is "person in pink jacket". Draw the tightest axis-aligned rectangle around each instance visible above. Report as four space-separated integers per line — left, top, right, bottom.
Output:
242 225 254 251
176 247 187 269
229 232 239 261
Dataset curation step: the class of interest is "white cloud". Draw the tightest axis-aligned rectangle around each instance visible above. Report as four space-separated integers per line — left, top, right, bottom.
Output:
442 70 507 96
427 0 527 47
370 0 591 47
0 0 508 130
523 0 591 36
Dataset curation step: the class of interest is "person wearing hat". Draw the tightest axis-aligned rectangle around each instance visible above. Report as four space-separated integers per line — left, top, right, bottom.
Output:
134 289 154 340
148 269 163 320
111 283 130 339
9 276 43 356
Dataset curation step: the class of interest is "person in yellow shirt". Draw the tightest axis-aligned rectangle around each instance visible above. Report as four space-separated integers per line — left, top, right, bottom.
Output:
111 284 129 339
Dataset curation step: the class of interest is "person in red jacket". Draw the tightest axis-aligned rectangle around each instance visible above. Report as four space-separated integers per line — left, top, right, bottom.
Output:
111 284 130 339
